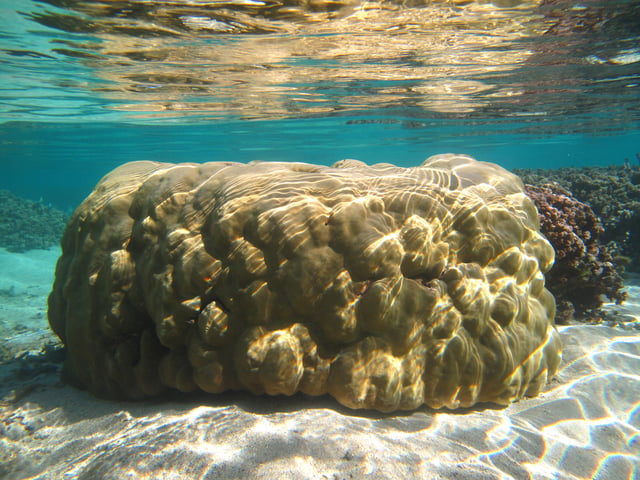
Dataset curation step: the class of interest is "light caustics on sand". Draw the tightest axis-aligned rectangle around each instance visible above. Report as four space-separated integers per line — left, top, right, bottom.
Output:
510 329 640 480
1 326 636 479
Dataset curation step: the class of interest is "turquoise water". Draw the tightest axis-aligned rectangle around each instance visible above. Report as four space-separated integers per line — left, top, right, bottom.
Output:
1 3 640 479
3 122 640 210
1 0 640 209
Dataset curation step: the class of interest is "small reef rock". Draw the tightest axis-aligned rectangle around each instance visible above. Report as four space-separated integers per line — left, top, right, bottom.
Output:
48 155 562 412
523 184 626 324
0 190 68 252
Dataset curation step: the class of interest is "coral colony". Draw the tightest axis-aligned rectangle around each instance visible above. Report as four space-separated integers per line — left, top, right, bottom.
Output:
49 155 562 411
524 184 626 323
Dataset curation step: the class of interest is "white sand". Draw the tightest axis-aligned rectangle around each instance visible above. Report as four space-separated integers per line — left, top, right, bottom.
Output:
0 247 60 359
1 249 639 480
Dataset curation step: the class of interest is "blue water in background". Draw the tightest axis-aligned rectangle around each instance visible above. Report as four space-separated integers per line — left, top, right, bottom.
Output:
2 121 639 210
1 0 639 209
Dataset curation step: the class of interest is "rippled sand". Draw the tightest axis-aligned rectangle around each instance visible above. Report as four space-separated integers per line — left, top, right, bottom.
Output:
1 247 638 480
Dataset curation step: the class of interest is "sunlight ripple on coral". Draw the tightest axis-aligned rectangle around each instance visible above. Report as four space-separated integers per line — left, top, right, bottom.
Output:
48 154 562 411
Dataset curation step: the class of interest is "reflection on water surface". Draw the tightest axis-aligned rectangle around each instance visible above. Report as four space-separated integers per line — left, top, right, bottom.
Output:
2 0 639 130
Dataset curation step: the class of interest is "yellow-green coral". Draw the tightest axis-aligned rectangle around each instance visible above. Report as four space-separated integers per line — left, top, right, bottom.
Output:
48 154 561 411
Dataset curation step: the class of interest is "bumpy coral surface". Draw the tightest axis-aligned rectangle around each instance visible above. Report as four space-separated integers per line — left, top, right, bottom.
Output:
48 155 562 411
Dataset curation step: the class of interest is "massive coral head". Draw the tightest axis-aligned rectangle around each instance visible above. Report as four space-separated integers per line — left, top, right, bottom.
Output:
48 155 562 411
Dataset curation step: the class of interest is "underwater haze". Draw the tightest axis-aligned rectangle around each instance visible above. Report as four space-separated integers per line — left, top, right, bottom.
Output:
1 1 640 480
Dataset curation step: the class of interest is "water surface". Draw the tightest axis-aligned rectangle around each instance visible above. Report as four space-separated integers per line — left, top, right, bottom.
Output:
1 0 639 206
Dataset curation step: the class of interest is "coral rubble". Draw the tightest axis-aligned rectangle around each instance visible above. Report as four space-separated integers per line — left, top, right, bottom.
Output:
48 155 561 411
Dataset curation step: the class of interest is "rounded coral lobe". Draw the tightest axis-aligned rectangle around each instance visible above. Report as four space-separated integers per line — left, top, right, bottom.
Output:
48 154 562 411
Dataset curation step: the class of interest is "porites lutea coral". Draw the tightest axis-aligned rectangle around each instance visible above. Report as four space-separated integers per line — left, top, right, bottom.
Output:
48 155 561 411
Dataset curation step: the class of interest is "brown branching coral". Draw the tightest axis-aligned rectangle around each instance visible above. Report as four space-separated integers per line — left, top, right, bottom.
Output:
48 155 561 411
524 183 626 323
516 165 640 272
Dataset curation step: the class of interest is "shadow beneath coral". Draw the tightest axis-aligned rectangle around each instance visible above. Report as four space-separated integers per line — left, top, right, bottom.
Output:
2 324 639 480
1 341 505 433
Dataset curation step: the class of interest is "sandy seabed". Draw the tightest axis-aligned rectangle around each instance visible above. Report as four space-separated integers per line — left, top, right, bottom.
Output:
0 247 638 480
